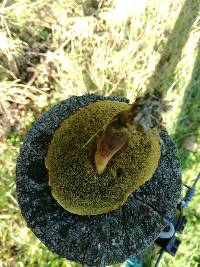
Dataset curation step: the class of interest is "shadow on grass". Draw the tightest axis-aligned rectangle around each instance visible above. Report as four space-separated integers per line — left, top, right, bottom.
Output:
172 40 200 170
146 0 200 93
145 0 200 171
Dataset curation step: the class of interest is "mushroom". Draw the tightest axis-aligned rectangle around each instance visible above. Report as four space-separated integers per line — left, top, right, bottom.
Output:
95 90 169 175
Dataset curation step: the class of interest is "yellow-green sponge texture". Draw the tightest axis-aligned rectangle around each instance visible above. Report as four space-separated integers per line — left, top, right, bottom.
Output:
45 100 161 215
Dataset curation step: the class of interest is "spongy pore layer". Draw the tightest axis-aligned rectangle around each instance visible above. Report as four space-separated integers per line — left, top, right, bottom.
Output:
45 100 161 215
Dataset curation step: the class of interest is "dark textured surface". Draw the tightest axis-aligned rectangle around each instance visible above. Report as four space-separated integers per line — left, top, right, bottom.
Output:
16 94 182 266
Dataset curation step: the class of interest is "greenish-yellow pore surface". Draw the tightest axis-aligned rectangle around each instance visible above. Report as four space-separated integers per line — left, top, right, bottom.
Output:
45 100 161 215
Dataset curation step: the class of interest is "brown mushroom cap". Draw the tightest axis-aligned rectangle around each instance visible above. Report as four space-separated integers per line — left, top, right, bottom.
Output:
45 100 161 215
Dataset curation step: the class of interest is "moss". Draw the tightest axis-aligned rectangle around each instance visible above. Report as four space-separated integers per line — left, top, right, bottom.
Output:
45 100 161 215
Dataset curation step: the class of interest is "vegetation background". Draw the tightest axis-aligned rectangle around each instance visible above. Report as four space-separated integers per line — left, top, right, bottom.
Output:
0 0 199 266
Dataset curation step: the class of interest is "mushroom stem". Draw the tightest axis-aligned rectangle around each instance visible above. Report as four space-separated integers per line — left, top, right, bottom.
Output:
94 90 170 175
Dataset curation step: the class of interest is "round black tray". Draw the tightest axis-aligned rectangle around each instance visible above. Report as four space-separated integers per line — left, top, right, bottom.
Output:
16 94 182 266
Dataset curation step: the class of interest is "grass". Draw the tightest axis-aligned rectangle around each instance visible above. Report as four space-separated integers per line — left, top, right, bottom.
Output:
0 0 199 266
